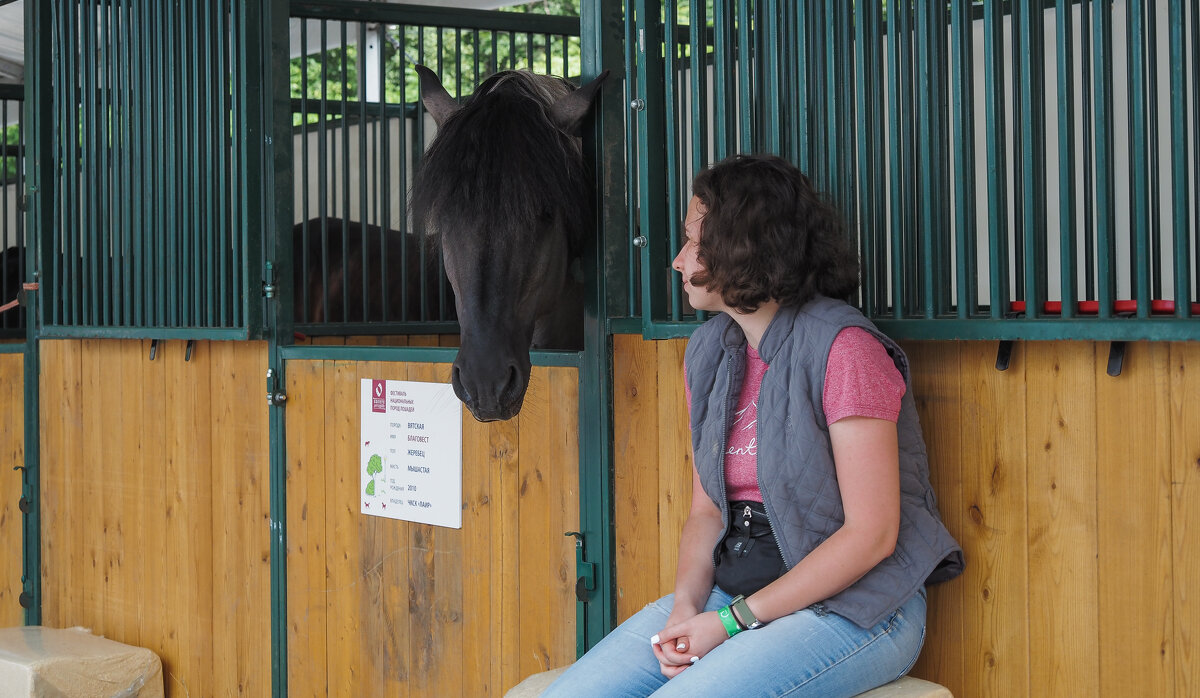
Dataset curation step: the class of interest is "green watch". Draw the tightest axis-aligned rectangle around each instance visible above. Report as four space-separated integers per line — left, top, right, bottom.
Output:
729 595 763 630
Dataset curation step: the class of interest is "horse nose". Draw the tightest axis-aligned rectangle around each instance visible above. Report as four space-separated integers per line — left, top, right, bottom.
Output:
452 354 528 422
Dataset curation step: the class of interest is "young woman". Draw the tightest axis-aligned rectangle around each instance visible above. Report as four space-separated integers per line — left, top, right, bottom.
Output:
545 154 963 697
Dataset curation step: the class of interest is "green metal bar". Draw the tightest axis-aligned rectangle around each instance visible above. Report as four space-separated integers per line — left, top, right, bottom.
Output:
21 0 51 627
1093 0 1116 318
1080 0 1096 301
1168 0 1191 317
760 0 780 155
915 0 937 318
1056 0 1078 318
279 344 585 367
885 0 910 317
623 0 638 318
984 0 1010 317
578 0 621 650
133 0 147 326
951 0 978 319
736 0 752 151
358 22 370 321
713 0 732 158
663 0 681 321
854 0 883 317
84 0 96 325
340 21 351 322
1145 1 1162 302
1193 0 1200 313
1017 0 1047 319
37 326 252 341
1127 0 1151 318
873 318 1200 342
293 0 580 36
635 0 669 331
794 2 810 172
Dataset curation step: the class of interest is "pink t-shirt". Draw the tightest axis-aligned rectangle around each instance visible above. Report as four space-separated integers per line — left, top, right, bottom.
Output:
687 327 906 502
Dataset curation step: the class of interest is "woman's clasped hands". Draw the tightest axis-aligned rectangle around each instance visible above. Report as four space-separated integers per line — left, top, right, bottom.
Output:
649 609 731 678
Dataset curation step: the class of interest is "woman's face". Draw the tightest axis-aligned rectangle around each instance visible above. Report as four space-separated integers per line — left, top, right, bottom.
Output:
671 196 726 313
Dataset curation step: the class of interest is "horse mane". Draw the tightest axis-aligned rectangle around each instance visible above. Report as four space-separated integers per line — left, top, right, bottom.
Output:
409 71 592 258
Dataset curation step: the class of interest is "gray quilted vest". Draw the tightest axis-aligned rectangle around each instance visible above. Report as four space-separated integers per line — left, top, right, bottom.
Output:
685 296 964 628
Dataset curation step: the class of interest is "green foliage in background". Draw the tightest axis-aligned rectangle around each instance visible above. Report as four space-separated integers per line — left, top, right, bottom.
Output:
289 0 585 126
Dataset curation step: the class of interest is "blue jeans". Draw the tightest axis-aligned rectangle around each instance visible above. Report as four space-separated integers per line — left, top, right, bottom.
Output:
543 587 926 698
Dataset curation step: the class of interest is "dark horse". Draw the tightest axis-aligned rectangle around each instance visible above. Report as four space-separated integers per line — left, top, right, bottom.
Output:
292 218 449 325
411 65 607 422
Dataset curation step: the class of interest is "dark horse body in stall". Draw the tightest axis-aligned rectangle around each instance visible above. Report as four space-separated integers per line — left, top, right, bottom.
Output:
411 65 607 422
292 218 449 325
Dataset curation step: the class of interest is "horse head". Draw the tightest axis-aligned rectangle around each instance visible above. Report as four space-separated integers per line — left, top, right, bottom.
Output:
411 65 607 422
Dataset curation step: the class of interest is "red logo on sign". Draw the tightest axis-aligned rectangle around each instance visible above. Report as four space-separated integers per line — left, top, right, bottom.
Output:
371 380 386 413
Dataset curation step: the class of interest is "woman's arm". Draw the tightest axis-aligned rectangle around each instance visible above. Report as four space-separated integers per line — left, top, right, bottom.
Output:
656 415 901 659
668 467 724 617
651 466 724 675
744 415 900 623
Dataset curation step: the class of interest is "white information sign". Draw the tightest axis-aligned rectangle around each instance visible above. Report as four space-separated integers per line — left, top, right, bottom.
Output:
360 379 463 528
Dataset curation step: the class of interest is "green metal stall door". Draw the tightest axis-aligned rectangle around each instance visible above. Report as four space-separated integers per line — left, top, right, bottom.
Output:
627 0 1200 341
34 0 268 339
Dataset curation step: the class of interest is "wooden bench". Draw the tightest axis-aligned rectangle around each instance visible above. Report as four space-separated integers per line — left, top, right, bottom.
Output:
504 667 952 697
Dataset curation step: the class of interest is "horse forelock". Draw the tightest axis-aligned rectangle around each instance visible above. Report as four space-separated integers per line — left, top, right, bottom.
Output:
410 71 592 256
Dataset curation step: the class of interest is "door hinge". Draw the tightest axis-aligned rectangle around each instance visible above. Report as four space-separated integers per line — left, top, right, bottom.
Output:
263 261 277 299
266 367 287 407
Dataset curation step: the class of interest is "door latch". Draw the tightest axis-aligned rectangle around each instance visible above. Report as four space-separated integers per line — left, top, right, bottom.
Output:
266 368 287 407
565 531 596 603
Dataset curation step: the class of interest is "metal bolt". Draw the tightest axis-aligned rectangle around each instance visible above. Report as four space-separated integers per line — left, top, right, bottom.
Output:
630 98 645 111
633 235 648 248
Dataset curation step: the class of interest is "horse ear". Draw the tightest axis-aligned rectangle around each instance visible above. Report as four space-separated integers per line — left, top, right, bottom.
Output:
551 69 610 136
415 64 460 126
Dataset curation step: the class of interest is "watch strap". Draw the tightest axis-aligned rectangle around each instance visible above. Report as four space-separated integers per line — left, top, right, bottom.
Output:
729 594 762 630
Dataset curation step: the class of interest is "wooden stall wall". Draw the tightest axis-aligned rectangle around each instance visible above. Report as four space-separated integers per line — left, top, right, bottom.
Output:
285 353 579 697
0 350 23 627
612 335 1200 698
39 339 271 697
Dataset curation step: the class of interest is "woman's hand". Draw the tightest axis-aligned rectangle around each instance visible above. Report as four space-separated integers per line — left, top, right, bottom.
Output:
652 610 729 676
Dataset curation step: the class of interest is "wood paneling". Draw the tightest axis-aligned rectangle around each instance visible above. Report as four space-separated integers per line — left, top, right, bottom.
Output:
612 335 1200 698
0 351 23 627
39 339 271 698
285 360 579 697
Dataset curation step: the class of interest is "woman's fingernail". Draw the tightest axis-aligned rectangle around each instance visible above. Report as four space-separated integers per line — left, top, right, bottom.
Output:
690 656 699 664
649 634 660 645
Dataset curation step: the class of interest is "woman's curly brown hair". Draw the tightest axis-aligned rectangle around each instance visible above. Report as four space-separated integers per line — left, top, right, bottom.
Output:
688 154 860 313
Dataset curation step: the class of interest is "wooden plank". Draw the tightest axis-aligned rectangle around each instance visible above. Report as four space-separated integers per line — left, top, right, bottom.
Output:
902 340 966 694
1170 341 1200 698
80 339 104 632
461 392 495 696
1023 341 1100 696
517 366 553 679
114 340 143 648
324 358 371 693
38 342 69 625
0 352 22 626
1096 342 1175 697
546 365 579 672
655 339 690 597
138 339 172 688
210 341 271 697
286 358 330 696
358 359 411 698
164 339 215 697
417 361 464 696
958 341 1029 698
611 334 661 622
490 408 521 692
96 340 126 642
